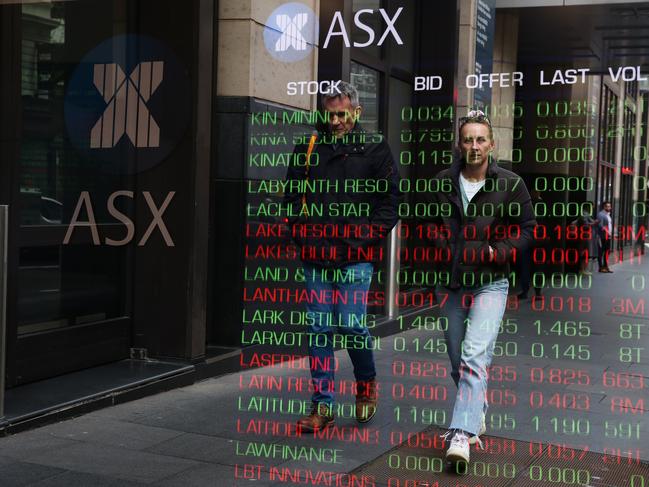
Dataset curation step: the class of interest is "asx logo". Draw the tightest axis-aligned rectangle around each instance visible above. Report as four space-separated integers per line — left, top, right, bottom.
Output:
64 35 191 175
275 12 309 52
264 3 404 62
90 61 164 149
264 3 318 62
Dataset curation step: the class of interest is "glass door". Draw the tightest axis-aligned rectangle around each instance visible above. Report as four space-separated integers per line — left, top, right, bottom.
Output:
0 0 135 386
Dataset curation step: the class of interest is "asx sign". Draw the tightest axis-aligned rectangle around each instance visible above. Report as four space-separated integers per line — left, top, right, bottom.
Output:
322 7 404 49
264 3 404 62
90 61 164 149
264 3 319 62
63 191 175 247
275 12 310 52
64 35 191 174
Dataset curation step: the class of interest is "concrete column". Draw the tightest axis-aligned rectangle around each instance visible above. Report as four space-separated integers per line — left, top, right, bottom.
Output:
217 0 320 110
455 2 519 164
584 75 602 205
455 0 477 119
613 79 624 206
642 94 649 252
632 93 644 207
490 11 518 163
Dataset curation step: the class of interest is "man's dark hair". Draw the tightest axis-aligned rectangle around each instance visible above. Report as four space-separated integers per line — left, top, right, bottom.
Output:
321 81 359 107
601 201 612 209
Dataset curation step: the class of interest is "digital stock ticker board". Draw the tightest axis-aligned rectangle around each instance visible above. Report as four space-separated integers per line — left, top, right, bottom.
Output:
234 2 649 486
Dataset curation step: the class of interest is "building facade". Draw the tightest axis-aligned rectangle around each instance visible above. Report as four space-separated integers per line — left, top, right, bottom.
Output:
1 0 648 429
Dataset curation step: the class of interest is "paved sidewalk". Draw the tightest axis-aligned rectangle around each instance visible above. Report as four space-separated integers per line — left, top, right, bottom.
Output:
0 250 647 486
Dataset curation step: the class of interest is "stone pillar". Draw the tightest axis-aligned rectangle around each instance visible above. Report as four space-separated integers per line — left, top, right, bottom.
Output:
491 11 518 163
217 0 320 110
455 0 477 119
211 0 321 348
613 78 624 205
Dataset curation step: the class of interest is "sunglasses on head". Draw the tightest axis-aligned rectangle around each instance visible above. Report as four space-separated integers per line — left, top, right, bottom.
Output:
458 109 491 126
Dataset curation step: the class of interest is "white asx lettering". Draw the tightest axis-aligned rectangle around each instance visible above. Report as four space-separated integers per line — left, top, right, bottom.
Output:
323 8 404 49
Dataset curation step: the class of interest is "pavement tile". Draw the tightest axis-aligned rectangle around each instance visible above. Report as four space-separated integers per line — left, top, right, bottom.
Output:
0 455 67 487
145 432 240 464
269 432 379 472
626 363 649 376
26 471 150 487
154 463 277 487
95 392 235 436
20 442 201 484
0 430 78 461
126 396 290 437
91 389 219 422
41 416 183 451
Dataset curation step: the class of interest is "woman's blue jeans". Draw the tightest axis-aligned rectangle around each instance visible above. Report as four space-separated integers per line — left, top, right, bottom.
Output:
303 262 376 406
438 279 509 436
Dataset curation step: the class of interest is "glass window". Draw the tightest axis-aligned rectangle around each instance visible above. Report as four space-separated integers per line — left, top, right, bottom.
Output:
388 77 411 164
352 0 382 59
15 0 132 333
351 62 380 134
387 0 414 72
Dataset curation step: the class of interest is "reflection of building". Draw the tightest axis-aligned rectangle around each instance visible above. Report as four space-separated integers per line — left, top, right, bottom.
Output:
1 0 648 428
1 0 215 426
501 4 649 258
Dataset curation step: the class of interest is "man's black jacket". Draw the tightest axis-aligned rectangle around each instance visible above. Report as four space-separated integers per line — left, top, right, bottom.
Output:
284 125 401 267
428 157 537 289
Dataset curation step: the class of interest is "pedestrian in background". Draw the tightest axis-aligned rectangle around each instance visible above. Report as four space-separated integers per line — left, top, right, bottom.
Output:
597 201 614 273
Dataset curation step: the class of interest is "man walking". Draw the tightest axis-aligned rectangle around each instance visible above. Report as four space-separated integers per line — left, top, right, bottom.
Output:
284 82 400 432
427 110 536 465
597 201 614 273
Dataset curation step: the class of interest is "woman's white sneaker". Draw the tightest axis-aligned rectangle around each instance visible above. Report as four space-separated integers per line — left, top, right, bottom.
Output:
445 430 470 463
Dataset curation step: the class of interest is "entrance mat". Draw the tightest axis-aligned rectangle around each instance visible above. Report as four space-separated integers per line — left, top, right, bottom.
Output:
351 427 649 487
